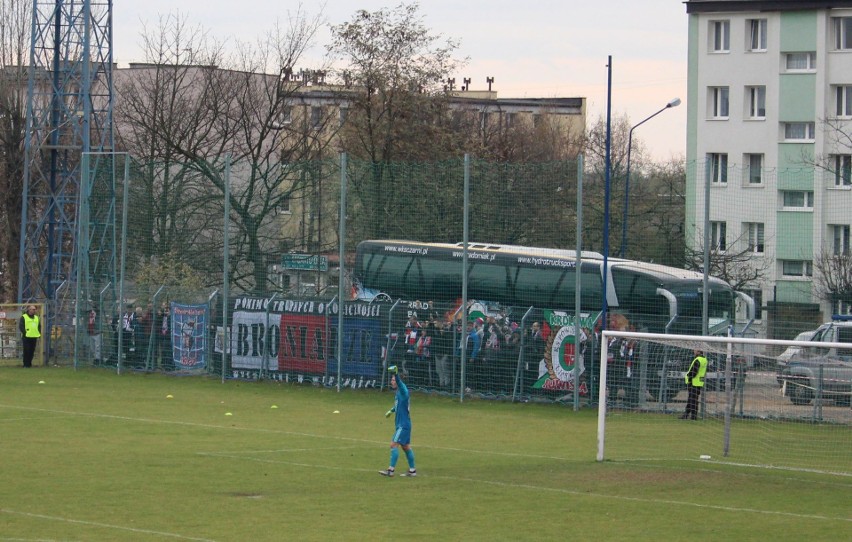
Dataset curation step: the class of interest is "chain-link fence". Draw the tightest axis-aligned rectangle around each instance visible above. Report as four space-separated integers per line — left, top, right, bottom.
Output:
30 152 847 408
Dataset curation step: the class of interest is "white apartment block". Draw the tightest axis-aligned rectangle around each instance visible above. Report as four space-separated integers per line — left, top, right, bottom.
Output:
686 0 852 335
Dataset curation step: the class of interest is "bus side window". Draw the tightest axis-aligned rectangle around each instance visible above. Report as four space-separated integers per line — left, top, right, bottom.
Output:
510 267 548 307
612 268 666 315
424 258 461 299
402 259 424 295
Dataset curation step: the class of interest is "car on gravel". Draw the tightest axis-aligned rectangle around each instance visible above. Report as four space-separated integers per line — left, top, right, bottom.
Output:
778 316 852 406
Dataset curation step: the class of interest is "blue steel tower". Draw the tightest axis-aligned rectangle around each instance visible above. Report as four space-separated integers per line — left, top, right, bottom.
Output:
18 0 115 360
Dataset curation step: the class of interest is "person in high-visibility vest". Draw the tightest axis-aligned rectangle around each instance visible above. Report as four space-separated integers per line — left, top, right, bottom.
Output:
681 349 708 420
18 305 41 368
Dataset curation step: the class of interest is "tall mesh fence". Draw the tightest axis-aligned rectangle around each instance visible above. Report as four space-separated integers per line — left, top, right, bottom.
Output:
51 154 850 414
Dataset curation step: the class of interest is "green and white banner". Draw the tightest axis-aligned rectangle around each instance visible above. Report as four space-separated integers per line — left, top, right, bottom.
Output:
533 309 600 393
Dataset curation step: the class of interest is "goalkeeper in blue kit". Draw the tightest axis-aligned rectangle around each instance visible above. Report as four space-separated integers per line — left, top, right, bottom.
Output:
379 365 417 477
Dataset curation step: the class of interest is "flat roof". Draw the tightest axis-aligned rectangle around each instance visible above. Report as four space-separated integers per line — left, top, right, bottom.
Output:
686 0 852 14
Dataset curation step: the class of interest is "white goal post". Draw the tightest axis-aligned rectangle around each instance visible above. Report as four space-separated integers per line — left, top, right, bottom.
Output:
596 330 852 475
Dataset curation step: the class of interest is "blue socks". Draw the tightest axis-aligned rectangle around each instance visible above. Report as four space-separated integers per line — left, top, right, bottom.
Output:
389 447 415 470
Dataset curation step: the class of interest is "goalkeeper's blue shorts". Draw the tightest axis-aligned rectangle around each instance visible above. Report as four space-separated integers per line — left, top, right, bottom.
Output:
392 426 411 446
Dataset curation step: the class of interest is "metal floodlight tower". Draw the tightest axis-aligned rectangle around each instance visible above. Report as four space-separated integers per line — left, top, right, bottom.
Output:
19 0 115 360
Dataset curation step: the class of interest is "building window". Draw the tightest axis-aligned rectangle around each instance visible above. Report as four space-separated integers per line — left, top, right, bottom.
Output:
710 86 729 118
277 196 291 215
785 52 816 71
711 221 727 251
833 299 852 316
748 19 767 51
834 17 852 50
278 106 292 125
745 288 763 320
504 112 516 128
310 106 322 128
832 224 851 256
708 153 728 184
746 222 764 253
781 260 813 277
781 190 814 210
833 154 852 186
745 86 766 119
835 85 852 117
783 122 815 141
711 20 730 52
746 153 763 184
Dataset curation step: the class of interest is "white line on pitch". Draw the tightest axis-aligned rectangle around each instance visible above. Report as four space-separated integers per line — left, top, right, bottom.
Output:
198 453 852 525
0 415 80 424
205 445 370 454
0 508 218 542
3 404 849 479
0 404 575 461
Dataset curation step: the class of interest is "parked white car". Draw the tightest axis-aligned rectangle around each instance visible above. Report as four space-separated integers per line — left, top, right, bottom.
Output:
778 330 817 364
776 316 852 405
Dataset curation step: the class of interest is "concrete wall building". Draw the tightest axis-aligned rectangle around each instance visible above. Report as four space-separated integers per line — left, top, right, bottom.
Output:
686 0 852 334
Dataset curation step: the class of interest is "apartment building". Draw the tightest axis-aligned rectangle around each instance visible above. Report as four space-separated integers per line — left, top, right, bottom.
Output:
686 0 852 334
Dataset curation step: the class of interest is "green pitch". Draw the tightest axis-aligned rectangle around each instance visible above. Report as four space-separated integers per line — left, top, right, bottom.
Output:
0 367 848 541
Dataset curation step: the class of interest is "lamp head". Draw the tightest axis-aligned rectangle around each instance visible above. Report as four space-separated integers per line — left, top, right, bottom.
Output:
666 97 682 108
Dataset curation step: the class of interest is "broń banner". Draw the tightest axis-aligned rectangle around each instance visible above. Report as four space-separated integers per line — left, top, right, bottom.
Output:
229 297 384 385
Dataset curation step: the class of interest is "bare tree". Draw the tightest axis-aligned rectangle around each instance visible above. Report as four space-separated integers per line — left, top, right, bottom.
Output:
578 113 644 254
327 2 466 239
804 114 852 306
115 15 228 268
116 8 334 295
684 228 771 293
0 0 29 302
813 248 852 306
821 116 852 157
629 158 687 267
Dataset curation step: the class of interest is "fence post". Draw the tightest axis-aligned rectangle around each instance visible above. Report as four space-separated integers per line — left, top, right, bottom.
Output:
337 153 347 392
460 154 470 402
512 306 535 402
222 156 231 384
206 289 219 375
148 285 166 370
382 299 401 391
574 154 584 411
117 157 130 375
325 295 337 383
263 293 278 380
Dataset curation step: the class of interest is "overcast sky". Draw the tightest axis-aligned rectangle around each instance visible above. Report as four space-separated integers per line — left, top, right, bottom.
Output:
113 0 688 161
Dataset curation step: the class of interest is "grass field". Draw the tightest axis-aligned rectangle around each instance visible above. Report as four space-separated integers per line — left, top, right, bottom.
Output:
0 366 849 541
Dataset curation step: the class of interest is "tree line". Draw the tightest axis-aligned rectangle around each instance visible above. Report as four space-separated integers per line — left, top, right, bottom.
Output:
3 2 848 305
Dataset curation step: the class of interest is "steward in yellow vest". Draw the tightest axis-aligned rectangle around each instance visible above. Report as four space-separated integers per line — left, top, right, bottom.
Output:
685 352 708 387
681 349 707 420
19 305 41 368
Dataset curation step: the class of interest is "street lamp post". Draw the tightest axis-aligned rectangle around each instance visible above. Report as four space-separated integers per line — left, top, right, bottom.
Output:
620 97 681 258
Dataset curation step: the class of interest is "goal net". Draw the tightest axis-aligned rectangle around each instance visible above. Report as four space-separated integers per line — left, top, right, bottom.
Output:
596 330 852 476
